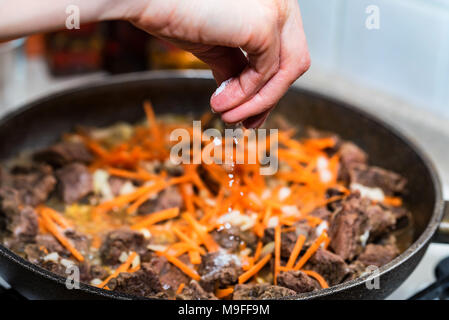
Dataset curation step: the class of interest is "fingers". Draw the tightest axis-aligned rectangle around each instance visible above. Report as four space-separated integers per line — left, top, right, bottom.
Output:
189 45 248 84
210 8 281 113
242 108 272 128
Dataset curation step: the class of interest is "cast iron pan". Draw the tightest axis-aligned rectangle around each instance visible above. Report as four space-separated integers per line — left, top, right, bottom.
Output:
0 70 447 299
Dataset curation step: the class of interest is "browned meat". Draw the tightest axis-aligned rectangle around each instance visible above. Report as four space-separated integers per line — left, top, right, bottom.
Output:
41 260 67 277
263 228 298 259
346 260 368 281
329 194 369 261
138 186 183 215
36 234 66 254
3 206 39 250
56 163 93 203
33 142 93 167
277 270 320 293
348 164 407 195
107 263 164 297
89 265 109 281
100 229 145 265
338 142 368 182
108 176 126 196
381 204 411 229
198 252 242 291
147 254 190 290
7 165 56 206
177 280 218 300
303 248 349 286
64 229 89 255
365 205 396 240
233 283 296 300
357 243 399 267
310 207 332 221
212 226 257 252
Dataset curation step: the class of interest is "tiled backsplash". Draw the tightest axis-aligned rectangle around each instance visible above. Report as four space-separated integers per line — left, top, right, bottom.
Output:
299 0 449 118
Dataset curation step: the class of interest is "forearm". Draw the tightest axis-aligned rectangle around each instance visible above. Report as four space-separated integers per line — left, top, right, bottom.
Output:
0 0 144 40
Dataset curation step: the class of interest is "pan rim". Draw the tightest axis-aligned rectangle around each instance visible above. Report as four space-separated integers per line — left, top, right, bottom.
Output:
0 70 444 300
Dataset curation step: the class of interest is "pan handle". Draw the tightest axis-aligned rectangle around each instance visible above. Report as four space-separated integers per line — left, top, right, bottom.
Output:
432 201 449 244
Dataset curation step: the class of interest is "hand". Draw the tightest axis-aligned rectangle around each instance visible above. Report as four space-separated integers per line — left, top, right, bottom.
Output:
129 0 310 127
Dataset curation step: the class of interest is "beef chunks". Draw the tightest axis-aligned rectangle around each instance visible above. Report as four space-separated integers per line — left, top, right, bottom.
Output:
33 141 93 167
233 283 296 300
198 252 242 291
329 194 369 261
100 229 145 265
365 204 396 240
348 164 406 196
263 228 298 259
56 163 93 203
357 243 399 267
147 254 190 290
138 186 183 215
303 248 349 286
177 281 218 300
107 263 164 298
338 142 368 182
5 164 56 206
277 270 320 293
212 226 257 252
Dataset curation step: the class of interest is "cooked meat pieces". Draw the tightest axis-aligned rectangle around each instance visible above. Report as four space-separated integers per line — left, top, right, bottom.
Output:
138 186 183 215
107 263 164 297
56 163 93 203
277 270 320 293
33 142 93 167
198 252 242 292
338 142 368 182
348 163 407 196
100 229 145 265
303 248 349 286
2 206 38 250
5 165 56 206
329 194 369 261
233 283 296 300
146 254 190 290
357 243 399 267
263 228 300 259
365 204 396 240
211 226 257 252
177 280 218 300
64 229 89 255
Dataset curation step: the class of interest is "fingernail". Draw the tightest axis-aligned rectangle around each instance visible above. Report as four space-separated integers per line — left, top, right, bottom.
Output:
213 78 232 97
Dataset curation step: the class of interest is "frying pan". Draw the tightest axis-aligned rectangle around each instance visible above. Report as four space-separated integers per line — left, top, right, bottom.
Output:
0 70 447 300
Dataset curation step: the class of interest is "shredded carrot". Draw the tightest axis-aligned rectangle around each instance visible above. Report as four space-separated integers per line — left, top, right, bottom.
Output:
274 224 281 285
131 207 179 229
40 211 84 262
215 287 234 298
286 234 306 269
303 270 329 289
383 196 402 207
98 252 137 288
176 283 185 295
189 250 202 265
159 252 201 281
183 213 219 252
253 241 263 262
238 253 272 284
38 206 72 229
172 227 206 255
293 232 328 271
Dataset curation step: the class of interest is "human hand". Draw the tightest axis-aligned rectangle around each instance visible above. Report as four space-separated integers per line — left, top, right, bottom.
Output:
129 0 310 128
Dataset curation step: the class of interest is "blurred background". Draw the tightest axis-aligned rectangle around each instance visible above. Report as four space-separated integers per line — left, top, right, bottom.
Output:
0 0 448 299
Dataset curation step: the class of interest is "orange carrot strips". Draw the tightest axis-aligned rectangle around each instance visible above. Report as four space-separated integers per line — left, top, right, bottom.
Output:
38 206 72 229
176 283 186 295
159 252 200 281
293 232 328 271
183 213 219 252
40 211 84 262
98 251 137 288
238 253 272 284
172 227 206 255
303 270 329 289
286 234 306 269
215 287 234 298
131 207 179 229
189 250 202 265
274 225 281 285
253 241 263 262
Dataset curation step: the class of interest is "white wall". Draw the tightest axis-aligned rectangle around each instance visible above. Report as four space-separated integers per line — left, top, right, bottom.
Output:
299 0 449 119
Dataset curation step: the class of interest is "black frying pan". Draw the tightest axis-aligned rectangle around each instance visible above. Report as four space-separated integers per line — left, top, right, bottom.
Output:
0 71 447 300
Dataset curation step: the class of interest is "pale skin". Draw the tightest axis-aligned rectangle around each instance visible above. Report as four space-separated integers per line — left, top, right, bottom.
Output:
0 0 310 128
